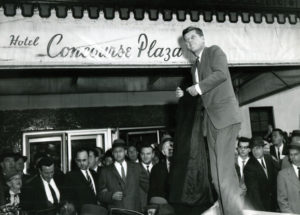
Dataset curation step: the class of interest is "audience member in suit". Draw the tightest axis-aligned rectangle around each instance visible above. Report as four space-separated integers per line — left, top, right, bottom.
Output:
14 153 31 185
0 151 16 206
127 143 139 163
97 139 147 212
102 149 114 167
270 128 288 168
235 137 251 200
149 136 173 202
244 136 279 212
139 142 155 209
88 148 101 176
277 138 300 214
21 157 63 214
65 148 98 212
95 147 105 168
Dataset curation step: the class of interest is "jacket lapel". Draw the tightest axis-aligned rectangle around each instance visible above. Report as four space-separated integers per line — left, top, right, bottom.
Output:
253 158 268 180
288 167 300 188
112 164 126 186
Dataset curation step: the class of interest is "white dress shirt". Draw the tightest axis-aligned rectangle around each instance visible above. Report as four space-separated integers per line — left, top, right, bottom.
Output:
8 190 20 206
194 48 204 95
256 157 268 177
80 169 96 193
41 176 60 204
142 162 153 173
275 144 285 160
114 160 127 178
292 164 300 178
237 156 249 178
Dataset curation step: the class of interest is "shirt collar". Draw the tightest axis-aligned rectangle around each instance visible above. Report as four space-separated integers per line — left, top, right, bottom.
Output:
114 160 126 167
40 175 53 185
197 48 205 61
142 162 153 169
238 156 249 163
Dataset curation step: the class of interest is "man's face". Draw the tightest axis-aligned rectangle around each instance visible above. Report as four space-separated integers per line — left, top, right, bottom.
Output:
127 146 138 161
140 147 154 165
1 157 15 173
39 164 54 183
252 146 264 159
15 158 25 173
75 151 89 170
162 141 174 158
104 156 113 166
88 151 99 169
112 147 126 162
289 148 300 166
237 142 250 158
184 30 205 55
7 174 22 190
272 131 283 146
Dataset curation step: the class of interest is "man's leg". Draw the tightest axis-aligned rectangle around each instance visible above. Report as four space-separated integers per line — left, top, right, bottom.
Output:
207 118 242 215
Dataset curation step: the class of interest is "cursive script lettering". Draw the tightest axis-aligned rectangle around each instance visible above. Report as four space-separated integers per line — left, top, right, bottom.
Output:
10 35 39 47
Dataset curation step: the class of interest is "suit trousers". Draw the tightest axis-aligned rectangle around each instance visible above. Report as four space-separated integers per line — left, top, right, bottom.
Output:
206 116 242 215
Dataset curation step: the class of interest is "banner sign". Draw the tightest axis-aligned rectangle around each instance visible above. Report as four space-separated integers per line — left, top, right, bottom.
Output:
0 9 300 68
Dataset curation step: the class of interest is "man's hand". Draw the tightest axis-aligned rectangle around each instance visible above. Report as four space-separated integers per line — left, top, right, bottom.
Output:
175 87 184 98
186 85 199 96
112 191 123 201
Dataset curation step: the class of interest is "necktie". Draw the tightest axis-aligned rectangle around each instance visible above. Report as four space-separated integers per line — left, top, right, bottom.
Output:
86 170 96 194
277 148 281 160
260 159 268 177
121 163 126 181
48 183 58 205
146 165 150 174
298 167 300 181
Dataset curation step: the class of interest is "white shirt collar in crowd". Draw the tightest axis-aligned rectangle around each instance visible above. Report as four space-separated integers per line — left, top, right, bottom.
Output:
41 176 60 204
114 160 127 178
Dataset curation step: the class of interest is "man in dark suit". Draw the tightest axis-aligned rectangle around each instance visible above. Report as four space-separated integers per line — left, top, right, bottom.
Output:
176 26 242 215
244 137 278 212
270 128 288 167
88 148 101 176
139 142 155 209
21 157 63 214
97 139 147 212
65 148 98 212
149 135 173 202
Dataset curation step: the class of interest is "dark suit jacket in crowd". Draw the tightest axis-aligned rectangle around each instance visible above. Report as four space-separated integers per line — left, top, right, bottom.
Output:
97 161 147 212
64 169 98 211
148 160 169 201
193 46 241 130
20 174 64 213
244 155 278 212
139 163 150 210
270 144 288 167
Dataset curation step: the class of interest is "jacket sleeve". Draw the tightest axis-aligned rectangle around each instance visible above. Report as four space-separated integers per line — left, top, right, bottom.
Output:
198 46 227 94
97 168 114 204
277 171 293 213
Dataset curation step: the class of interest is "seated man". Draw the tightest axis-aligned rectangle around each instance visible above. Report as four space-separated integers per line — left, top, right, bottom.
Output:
148 135 173 202
277 138 300 214
98 139 147 212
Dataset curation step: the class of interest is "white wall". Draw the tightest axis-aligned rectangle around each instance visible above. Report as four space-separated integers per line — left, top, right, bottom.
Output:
240 85 300 138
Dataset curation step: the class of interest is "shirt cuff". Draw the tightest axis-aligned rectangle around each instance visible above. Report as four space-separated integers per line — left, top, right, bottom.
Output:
195 84 202 95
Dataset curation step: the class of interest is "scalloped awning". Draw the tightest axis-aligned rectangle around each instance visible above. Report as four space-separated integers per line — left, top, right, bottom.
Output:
1 0 300 24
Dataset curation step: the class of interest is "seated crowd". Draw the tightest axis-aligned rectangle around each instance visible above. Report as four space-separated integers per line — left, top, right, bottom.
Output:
0 135 174 215
1 128 300 215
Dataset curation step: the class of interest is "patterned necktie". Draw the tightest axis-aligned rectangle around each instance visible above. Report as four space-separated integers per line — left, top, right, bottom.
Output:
121 163 126 181
85 170 96 194
48 182 58 205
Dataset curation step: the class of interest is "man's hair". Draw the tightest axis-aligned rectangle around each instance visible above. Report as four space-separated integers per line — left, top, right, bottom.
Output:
237 137 251 148
37 157 54 170
75 148 89 157
182 26 204 38
272 128 283 136
88 148 99 158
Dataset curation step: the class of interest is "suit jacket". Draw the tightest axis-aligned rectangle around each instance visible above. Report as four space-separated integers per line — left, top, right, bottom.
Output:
244 155 278 212
277 166 300 214
20 175 64 213
64 169 98 211
149 160 169 201
139 163 151 209
193 46 241 129
97 161 147 212
270 144 288 168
